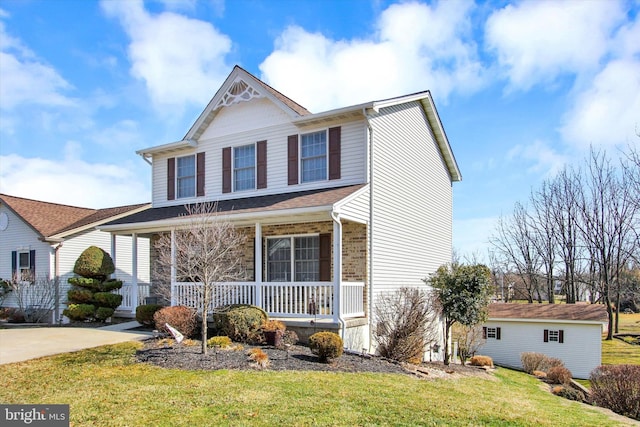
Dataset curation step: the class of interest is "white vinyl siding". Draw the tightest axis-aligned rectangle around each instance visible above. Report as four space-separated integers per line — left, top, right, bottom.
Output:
368 102 453 295
478 320 603 379
150 100 367 207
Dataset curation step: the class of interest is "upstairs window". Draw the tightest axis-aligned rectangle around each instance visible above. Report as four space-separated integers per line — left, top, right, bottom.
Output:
301 131 327 183
234 144 255 191
176 155 195 198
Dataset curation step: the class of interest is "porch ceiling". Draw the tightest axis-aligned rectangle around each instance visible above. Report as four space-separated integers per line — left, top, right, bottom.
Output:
100 184 366 234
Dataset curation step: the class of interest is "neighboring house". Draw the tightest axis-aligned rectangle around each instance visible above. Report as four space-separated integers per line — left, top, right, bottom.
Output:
0 194 151 321
101 65 461 352
478 303 608 379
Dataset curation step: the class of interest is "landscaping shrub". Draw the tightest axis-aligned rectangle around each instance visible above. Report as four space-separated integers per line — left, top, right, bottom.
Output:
521 352 564 374
67 289 93 303
63 304 95 321
533 370 547 379
73 246 115 280
95 307 115 321
207 336 232 349
552 385 585 402
93 292 123 309
215 305 266 343
309 331 343 362
469 355 493 367
282 330 299 346
590 364 640 420
136 304 163 326
154 306 197 338
546 366 572 385
247 348 269 368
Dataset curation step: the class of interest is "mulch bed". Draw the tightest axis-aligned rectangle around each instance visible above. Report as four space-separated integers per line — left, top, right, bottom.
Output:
135 338 494 380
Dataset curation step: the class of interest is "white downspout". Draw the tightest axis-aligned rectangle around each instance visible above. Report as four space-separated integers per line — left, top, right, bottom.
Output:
331 211 346 341
364 108 375 353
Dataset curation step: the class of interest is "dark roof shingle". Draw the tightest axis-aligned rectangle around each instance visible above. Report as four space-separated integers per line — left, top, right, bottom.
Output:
488 303 608 323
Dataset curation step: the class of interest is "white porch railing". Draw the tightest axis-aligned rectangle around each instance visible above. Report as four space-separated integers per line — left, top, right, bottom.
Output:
116 283 151 311
172 281 365 319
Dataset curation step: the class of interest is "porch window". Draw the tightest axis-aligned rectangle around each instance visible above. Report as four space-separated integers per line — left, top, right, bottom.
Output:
177 155 195 198
300 131 327 182
234 144 255 191
267 236 319 282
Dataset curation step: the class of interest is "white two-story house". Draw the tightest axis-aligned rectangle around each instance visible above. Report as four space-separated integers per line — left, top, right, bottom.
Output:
102 65 461 351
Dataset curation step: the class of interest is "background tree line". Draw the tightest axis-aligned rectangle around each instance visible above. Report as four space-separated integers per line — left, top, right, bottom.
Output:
488 146 640 339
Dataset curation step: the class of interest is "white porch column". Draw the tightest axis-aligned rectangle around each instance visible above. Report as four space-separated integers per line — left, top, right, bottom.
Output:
333 215 342 321
131 233 138 309
110 234 117 279
254 222 262 309
170 228 176 306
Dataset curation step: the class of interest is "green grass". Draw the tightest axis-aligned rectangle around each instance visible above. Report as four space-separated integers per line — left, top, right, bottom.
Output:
0 342 631 426
602 313 640 366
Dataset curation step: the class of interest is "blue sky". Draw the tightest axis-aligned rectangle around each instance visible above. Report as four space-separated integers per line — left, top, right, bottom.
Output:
1 0 638 258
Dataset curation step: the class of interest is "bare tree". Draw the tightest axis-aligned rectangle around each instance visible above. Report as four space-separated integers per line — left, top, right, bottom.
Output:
529 181 559 303
576 149 638 339
490 203 542 303
153 203 247 354
452 323 486 365
8 273 56 323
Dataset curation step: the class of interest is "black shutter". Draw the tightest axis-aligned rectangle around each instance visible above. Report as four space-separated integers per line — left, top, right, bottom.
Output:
543 329 549 343
482 327 487 339
328 126 341 180
167 157 176 200
496 327 501 340
319 233 331 281
257 140 267 189
287 135 298 185
196 152 205 197
559 330 564 344
11 251 17 278
222 147 232 193
29 250 35 277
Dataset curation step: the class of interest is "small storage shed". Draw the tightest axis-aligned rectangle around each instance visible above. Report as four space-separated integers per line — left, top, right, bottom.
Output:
477 303 608 379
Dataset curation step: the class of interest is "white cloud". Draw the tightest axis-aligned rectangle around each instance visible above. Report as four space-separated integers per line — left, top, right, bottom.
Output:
260 0 484 112
0 150 149 208
101 0 232 110
0 18 74 111
485 0 625 90
507 140 569 177
560 59 640 148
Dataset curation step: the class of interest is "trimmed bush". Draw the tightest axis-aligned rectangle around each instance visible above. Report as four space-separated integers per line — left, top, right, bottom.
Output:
95 307 115 321
154 306 197 338
63 304 95 321
282 330 299 346
67 277 103 290
533 370 547 379
100 279 124 293
207 336 232 349
214 305 267 343
590 364 640 420
521 352 565 374
67 289 93 304
469 355 493 367
552 385 585 402
546 366 572 384
136 304 163 326
73 246 115 280
93 292 123 309
309 331 343 362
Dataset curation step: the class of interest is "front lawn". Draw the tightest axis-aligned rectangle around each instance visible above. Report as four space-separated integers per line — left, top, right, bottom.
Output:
0 342 631 426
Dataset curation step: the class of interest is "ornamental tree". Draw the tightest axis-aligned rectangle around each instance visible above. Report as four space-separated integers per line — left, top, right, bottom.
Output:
426 263 492 365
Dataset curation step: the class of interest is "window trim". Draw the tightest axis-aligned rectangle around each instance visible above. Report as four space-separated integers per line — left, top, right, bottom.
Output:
266 234 320 282
299 129 328 183
233 143 256 192
176 154 196 199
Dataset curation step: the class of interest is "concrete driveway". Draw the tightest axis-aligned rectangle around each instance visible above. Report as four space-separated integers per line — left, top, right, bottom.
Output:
0 322 152 365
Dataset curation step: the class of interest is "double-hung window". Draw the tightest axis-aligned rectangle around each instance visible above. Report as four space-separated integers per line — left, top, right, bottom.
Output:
300 131 327 182
234 144 255 191
18 251 30 279
176 155 195 198
267 236 320 282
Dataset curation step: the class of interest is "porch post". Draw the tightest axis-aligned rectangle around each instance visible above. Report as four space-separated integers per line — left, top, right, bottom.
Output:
131 233 138 309
170 228 176 306
110 234 117 278
254 222 262 309
333 216 342 321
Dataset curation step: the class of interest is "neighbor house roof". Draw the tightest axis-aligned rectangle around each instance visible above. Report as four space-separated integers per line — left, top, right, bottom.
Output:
488 303 608 323
102 184 366 232
0 194 150 240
